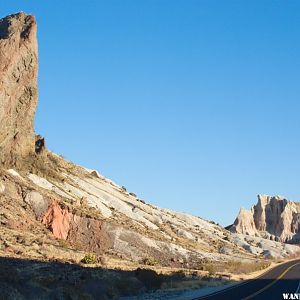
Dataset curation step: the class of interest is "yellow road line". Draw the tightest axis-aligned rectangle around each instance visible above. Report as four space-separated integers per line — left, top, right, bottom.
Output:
242 262 300 300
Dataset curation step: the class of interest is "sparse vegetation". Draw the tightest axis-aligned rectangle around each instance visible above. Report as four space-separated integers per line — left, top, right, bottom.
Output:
129 192 137 197
204 263 216 275
201 259 271 276
135 268 162 290
81 253 97 264
225 260 271 274
58 239 69 249
161 278 227 291
143 256 158 266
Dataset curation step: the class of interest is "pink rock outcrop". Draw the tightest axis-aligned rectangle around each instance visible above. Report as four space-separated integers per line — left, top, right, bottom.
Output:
42 200 111 253
42 201 72 240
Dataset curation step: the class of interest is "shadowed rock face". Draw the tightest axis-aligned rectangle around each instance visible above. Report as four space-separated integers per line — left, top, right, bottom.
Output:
0 13 38 167
229 195 300 243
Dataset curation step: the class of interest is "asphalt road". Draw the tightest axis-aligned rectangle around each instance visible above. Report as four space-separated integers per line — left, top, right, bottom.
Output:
195 259 300 300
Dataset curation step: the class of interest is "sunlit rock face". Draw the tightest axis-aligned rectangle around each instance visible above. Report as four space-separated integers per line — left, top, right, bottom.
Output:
0 12 299 277
229 195 300 243
0 13 38 167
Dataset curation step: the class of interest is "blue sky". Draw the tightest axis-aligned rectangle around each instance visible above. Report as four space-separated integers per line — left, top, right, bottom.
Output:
2 1 300 225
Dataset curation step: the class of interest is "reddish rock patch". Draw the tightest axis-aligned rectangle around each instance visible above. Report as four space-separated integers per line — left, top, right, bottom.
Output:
42 200 111 253
68 215 112 254
42 201 71 240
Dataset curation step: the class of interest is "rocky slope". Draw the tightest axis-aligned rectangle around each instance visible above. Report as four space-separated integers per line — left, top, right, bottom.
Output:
0 12 299 299
0 11 298 265
228 195 300 243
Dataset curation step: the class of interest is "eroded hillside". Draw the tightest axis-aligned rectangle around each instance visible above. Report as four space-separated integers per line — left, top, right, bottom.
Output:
0 12 299 299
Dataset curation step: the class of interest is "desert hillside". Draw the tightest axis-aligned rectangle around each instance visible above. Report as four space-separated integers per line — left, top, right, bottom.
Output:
0 12 299 299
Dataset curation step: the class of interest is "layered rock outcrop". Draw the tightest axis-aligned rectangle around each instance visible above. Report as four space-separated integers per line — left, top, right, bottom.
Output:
229 195 300 243
0 13 38 167
42 200 112 254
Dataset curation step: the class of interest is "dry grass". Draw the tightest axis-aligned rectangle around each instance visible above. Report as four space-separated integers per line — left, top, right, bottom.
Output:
161 278 229 291
201 259 271 275
283 251 300 260
225 260 271 274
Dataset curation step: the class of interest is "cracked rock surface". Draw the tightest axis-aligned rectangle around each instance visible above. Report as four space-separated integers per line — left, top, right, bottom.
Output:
0 13 38 167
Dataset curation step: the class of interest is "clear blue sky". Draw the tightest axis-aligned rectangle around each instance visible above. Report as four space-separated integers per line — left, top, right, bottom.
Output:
2 1 300 225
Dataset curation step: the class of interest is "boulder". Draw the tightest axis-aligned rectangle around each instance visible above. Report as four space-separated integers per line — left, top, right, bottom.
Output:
90 170 101 178
24 191 48 218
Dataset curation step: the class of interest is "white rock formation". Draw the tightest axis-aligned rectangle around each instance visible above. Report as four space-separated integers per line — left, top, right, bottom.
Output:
229 195 300 243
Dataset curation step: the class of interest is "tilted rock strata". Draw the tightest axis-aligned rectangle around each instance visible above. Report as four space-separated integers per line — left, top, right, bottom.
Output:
22 164 300 261
1 174 112 256
229 195 300 243
0 13 38 167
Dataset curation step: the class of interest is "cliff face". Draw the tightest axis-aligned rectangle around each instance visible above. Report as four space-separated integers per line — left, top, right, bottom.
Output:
0 13 38 167
229 195 300 243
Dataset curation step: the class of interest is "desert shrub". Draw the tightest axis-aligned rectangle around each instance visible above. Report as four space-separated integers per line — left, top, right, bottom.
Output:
204 264 216 275
113 277 143 296
129 192 137 197
58 239 69 248
81 254 97 264
200 260 271 276
135 268 162 290
143 256 158 266
225 260 270 274
169 270 186 280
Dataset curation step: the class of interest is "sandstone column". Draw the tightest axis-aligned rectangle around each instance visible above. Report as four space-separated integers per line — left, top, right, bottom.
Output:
0 13 38 167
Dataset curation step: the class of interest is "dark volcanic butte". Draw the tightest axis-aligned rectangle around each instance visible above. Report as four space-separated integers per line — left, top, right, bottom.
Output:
0 13 38 167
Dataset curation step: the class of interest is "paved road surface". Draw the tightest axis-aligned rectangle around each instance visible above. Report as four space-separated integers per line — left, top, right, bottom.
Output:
195 259 300 300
